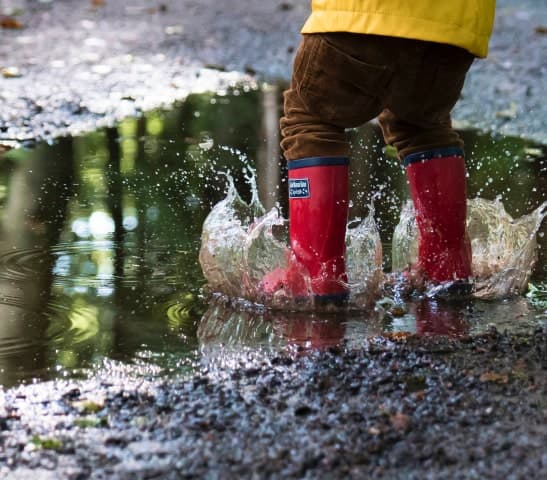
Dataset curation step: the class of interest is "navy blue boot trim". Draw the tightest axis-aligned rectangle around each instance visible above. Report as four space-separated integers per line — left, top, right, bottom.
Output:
288 156 349 170
403 147 464 167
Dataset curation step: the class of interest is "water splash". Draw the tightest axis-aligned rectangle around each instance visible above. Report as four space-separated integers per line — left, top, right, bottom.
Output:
392 198 547 299
198 172 265 299
199 173 384 310
201 171 546 308
345 206 384 305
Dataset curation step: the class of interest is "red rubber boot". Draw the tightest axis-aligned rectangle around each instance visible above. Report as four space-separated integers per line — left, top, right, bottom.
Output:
261 157 349 304
404 147 472 285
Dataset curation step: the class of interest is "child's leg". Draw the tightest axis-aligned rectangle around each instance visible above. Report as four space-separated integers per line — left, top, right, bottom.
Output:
263 33 388 301
379 43 475 284
270 81 351 302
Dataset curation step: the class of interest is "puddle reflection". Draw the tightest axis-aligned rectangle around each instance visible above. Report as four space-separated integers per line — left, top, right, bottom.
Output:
198 294 540 353
0 86 544 387
0 89 265 386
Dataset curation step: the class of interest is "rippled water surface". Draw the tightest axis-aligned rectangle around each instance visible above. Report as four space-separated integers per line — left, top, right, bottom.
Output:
0 87 545 386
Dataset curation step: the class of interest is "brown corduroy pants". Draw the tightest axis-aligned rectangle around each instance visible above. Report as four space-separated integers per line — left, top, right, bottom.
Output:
281 33 475 161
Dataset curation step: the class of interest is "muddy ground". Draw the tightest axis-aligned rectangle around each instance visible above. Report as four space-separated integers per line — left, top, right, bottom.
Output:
0 0 546 145
0 1 546 479
0 328 545 479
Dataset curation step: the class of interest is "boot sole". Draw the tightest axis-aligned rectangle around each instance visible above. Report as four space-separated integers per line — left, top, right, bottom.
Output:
314 292 349 308
428 280 474 300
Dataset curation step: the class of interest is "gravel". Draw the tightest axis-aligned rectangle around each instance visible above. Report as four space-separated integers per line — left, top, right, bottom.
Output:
1 327 545 479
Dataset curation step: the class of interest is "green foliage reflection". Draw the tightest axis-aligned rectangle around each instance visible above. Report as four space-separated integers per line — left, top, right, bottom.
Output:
0 88 262 386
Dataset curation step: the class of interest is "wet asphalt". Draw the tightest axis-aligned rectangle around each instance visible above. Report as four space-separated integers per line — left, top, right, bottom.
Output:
0 0 546 145
0 1 546 479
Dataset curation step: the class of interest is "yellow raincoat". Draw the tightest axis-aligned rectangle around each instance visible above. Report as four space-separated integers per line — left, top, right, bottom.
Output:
301 0 496 57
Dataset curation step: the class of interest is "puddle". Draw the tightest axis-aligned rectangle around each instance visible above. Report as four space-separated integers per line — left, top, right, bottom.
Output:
0 86 545 387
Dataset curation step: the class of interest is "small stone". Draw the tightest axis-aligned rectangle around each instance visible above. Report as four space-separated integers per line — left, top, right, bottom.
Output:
479 372 509 384
390 413 411 432
294 405 314 416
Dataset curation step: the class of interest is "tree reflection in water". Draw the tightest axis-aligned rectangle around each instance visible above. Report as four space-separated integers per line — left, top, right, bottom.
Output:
0 86 544 387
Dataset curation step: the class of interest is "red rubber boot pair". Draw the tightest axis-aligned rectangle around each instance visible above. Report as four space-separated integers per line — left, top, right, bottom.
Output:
260 157 350 305
404 147 473 291
261 149 473 304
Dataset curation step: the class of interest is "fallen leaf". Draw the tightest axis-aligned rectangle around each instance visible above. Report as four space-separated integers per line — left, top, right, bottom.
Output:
535 25 547 35
204 63 227 72
1 67 22 78
30 435 63 451
412 390 425 401
91 0 105 7
74 416 107 428
0 15 23 29
389 304 407 317
495 102 518 120
383 331 411 342
523 147 543 158
479 372 509 384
